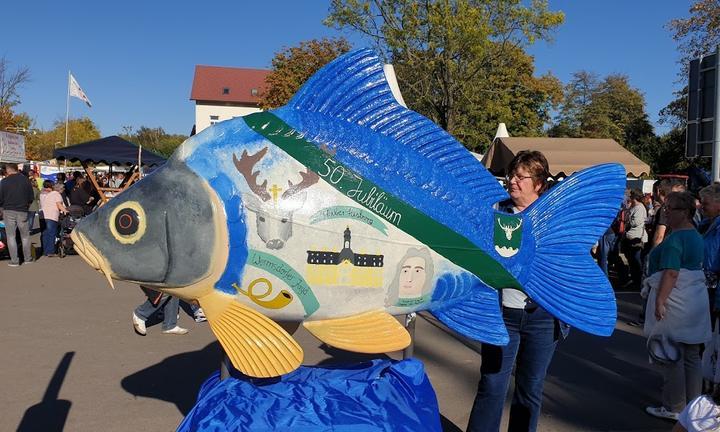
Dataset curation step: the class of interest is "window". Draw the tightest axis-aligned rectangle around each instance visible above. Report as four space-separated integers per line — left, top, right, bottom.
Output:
210 115 219 125
251 88 258 96
222 87 230 95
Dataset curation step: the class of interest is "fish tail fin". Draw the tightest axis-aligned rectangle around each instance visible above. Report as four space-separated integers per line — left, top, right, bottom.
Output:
429 273 508 345
522 163 626 336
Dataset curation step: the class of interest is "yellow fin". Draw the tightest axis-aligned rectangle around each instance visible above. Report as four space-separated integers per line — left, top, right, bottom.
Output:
303 310 411 353
199 292 303 378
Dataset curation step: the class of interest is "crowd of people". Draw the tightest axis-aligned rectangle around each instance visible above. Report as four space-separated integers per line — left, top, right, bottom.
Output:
597 177 720 432
0 163 204 337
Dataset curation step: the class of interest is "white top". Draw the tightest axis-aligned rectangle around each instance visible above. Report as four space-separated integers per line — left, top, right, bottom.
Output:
679 395 720 431
500 204 528 309
502 288 528 309
643 269 712 345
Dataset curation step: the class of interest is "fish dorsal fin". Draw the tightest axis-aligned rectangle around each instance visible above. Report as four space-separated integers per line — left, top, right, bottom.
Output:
303 310 411 353
286 49 508 208
199 292 303 378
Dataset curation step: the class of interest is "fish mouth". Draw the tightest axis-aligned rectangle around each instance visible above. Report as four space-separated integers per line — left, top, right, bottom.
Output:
71 230 116 289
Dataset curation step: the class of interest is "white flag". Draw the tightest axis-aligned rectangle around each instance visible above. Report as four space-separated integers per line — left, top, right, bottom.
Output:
69 73 92 107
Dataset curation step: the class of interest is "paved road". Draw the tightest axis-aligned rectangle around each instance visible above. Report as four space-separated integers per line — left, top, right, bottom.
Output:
0 245 674 431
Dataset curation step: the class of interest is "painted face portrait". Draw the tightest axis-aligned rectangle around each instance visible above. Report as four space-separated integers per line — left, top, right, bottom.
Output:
386 247 434 308
399 256 427 299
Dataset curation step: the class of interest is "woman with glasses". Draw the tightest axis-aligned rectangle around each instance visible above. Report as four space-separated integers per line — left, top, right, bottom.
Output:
467 150 566 432
644 191 712 421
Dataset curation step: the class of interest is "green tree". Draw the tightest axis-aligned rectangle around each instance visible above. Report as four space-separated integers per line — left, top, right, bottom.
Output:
26 118 101 161
325 0 564 151
549 71 598 137
549 73 656 160
119 126 187 157
260 38 352 109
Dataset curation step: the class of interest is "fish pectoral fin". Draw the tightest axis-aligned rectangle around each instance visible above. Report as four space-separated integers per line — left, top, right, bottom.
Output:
303 310 411 354
198 292 303 378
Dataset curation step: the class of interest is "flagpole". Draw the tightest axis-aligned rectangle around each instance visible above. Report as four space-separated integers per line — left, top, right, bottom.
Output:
65 70 71 147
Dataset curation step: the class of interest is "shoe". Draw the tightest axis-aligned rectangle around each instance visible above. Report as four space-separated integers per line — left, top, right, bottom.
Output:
8 262 20 267
194 308 207 323
45 254 58 257
627 320 644 327
162 326 189 335
132 313 147 336
645 406 679 421
24 259 34 264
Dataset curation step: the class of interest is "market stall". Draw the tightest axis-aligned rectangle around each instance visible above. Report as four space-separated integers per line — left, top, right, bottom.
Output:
53 136 166 204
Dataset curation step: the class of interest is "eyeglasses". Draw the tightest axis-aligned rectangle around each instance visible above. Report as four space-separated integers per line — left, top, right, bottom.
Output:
505 174 535 183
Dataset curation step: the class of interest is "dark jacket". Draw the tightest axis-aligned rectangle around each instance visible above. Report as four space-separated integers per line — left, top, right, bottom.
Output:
0 173 34 212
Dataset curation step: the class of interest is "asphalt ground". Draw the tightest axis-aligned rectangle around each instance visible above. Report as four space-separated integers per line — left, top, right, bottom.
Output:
0 238 675 431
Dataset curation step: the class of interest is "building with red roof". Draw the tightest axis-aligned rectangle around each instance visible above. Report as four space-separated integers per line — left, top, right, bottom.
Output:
190 65 270 133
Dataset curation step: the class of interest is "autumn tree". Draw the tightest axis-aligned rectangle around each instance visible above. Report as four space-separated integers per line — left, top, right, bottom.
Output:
651 0 720 174
25 118 101 161
325 0 564 151
668 0 720 72
260 38 352 109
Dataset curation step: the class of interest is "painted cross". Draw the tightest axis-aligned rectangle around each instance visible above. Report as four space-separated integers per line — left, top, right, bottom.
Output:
269 184 283 203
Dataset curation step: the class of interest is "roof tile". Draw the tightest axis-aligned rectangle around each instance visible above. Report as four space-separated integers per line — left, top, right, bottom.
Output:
190 65 270 104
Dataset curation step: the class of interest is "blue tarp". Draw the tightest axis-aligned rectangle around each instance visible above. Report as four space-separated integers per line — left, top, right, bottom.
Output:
177 359 442 432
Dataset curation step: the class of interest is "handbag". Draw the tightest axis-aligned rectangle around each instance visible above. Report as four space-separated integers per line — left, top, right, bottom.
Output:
647 333 680 365
701 318 720 383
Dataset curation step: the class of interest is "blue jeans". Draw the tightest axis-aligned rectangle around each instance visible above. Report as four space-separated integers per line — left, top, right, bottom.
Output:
3 209 32 264
467 307 558 432
27 211 36 233
597 229 617 276
41 219 58 256
134 294 179 330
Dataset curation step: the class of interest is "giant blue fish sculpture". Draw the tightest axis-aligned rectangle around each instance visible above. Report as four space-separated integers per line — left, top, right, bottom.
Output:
71 49 625 378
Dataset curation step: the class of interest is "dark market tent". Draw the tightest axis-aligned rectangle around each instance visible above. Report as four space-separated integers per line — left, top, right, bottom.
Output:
53 136 166 204
53 135 166 166
481 137 650 178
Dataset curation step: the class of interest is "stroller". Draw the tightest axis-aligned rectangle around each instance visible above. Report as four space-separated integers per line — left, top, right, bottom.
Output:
56 206 84 258
0 219 7 259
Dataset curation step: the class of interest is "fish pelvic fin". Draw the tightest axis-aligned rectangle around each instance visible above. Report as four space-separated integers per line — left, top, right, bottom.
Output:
283 48 508 211
522 163 626 336
429 272 508 345
303 310 411 353
198 291 303 378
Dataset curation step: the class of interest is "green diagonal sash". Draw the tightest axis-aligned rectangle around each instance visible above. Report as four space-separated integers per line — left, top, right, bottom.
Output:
244 112 521 290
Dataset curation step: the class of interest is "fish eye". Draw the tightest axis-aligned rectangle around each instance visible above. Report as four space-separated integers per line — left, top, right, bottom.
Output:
109 201 147 244
116 209 139 235
258 216 266 222
281 218 288 223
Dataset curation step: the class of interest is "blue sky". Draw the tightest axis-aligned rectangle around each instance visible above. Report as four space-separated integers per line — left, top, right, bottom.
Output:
1 1 693 138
